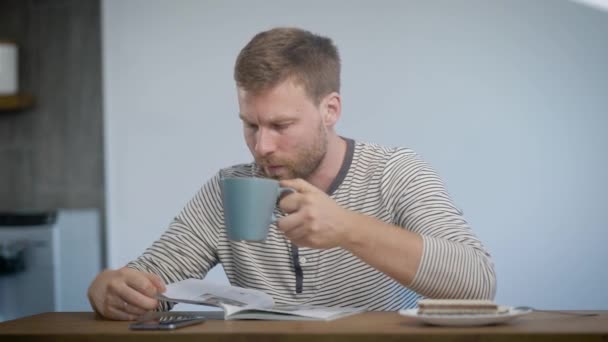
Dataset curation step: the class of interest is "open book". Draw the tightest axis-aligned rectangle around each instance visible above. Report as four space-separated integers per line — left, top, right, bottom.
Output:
156 278 365 321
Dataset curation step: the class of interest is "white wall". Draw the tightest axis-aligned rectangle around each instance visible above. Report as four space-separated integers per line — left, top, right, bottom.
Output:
102 0 608 309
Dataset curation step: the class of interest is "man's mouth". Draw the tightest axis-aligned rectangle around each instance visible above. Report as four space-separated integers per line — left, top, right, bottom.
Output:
267 165 284 172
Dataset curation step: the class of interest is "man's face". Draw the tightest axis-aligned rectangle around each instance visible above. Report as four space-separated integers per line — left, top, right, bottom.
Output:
238 79 328 180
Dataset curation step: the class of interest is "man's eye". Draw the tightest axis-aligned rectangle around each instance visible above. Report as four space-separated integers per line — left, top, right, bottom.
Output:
274 123 290 130
245 123 258 130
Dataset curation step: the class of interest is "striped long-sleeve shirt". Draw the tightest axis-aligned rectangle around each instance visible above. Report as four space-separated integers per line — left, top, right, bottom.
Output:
127 139 496 311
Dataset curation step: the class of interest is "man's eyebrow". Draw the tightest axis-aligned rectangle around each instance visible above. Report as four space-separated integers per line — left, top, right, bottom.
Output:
238 113 294 124
238 115 259 127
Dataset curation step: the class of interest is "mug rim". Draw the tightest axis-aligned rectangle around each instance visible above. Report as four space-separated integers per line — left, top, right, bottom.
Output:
221 176 278 183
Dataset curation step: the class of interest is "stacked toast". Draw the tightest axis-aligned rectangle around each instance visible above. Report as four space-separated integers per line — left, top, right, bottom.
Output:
417 299 509 315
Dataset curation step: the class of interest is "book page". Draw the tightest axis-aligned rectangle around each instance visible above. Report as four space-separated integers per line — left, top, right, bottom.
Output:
158 278 274 315
229 304 365 321
158 278 365 320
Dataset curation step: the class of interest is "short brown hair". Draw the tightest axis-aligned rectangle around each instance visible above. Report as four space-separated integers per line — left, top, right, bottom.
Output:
234 27 341 105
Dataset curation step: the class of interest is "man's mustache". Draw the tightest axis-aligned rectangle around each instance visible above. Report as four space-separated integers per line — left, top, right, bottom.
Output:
256 157 284 167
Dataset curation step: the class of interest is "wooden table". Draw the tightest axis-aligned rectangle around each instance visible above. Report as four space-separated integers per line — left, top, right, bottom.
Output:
0 311 606 341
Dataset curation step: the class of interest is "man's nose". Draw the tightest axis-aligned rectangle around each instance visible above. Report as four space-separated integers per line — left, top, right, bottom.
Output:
254 128 276 157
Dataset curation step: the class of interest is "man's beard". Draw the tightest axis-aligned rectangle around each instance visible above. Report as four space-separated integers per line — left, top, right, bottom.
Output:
258 122 328 180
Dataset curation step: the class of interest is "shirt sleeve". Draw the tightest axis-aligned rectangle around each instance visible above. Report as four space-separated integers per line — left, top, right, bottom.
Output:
126 172 224 310
382 150 497 300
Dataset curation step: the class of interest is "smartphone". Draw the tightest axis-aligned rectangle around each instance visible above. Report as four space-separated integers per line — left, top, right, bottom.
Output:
129 313 206 330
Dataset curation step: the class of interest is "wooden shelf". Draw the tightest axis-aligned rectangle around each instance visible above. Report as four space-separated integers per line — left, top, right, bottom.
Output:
0 94 34 112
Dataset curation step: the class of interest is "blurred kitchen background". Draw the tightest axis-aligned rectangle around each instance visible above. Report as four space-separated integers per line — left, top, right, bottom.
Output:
0 0 102 321
1 0 607 321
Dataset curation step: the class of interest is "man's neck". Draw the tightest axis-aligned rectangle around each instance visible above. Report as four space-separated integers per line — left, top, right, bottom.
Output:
305 134 347 193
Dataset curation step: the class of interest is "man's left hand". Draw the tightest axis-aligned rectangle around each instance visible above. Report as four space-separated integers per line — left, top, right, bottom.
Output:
277 178 354 249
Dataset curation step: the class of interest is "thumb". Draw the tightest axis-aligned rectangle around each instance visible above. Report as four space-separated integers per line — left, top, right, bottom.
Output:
280 178 319 194
145 273 166 293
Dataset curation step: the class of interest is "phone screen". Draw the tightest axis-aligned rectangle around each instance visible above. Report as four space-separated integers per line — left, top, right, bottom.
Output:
129 314 206 330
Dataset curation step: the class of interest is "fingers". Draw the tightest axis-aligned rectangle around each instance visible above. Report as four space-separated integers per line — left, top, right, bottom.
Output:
123 301 147 317
89 268 164 321
110 295 147 317
146 273 167 293
105 304 138 321
276 211 311 245
279 178 319 194
278 191 302 213
285 227 310 245
277 210 303 234
98 288 148 321
110 269 160 311
122 268 162 298
103 269 160 311
116 281 160 311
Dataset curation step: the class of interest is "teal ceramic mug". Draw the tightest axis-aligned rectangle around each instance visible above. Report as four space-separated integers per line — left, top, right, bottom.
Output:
221 177 293 241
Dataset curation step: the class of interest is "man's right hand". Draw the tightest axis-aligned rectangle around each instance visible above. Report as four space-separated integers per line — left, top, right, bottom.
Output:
87 267 166 320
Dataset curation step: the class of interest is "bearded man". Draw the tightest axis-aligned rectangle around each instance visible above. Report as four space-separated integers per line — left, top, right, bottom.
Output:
88 27 496 320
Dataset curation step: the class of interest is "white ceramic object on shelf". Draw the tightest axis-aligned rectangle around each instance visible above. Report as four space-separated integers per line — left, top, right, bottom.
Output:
0 41 18 95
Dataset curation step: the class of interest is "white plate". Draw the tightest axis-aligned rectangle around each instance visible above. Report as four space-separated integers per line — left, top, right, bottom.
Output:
398 306 532 326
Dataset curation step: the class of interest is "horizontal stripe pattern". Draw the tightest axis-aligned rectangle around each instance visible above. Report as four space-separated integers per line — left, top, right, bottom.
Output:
128 140 496 312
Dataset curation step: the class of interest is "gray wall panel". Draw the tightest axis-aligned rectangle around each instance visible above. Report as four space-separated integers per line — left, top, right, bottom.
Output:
0 0 104 213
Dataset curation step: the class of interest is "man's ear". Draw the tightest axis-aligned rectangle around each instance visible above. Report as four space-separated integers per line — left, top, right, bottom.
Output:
321 92 341 127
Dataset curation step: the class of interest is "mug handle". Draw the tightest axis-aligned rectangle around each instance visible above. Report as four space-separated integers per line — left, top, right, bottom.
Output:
271 187 296 223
